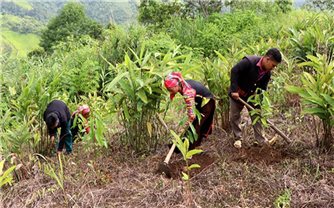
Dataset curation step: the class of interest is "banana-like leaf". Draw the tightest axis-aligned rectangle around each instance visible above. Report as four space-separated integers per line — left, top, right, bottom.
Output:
305 89 324 106
137 89 148 104
303 72 317 87
122 102 130 121
105 72 128 92
303 107 327 116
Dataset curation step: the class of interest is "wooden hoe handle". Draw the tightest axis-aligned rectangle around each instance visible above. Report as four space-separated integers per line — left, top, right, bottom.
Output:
237 98 291 144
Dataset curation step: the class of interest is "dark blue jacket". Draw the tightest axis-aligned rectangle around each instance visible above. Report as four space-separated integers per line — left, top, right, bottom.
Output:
43 100 71 136
229 56 271 99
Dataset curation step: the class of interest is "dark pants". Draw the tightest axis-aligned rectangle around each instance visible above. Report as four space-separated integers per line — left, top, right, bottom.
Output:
186 99 216 150
229 97 265 142
57 120 73 153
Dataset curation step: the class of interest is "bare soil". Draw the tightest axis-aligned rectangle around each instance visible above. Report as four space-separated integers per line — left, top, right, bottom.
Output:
1 115 334 208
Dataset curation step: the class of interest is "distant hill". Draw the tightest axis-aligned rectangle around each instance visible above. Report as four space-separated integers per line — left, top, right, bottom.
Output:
0 29 40 57
0 0 139 57
0 0 139 25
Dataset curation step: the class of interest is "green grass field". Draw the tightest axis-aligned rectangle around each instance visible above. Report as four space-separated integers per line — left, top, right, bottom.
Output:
12 0 33 10
0 29 40 57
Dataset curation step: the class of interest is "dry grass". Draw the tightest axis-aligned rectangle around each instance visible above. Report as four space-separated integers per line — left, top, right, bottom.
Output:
2 115 334 208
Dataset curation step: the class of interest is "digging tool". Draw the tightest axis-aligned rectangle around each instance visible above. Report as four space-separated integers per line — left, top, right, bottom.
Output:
238 98 291 144
156 114 186 178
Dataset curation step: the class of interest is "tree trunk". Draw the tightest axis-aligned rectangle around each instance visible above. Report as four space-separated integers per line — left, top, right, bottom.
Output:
317 121 333 151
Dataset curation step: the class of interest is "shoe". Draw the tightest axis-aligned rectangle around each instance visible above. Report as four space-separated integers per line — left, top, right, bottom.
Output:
252 139 267 147
268 134 278 145
234 140 242 149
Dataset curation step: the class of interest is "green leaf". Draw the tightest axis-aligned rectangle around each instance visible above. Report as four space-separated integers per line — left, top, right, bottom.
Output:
188 164 201 170
252 116 260 125
181 172 189 181
122 102 130 121
105 72 129 92
137 89 148 104
303 107 327 119
0 160 5 175
186 149 203 159
0 163 16 187
285 85 304 94
8 87 16 96
147 122 152 138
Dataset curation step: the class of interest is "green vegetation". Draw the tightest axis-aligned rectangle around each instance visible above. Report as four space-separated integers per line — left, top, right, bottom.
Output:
274 188 291 208
40 2 103 53
12 0 33 10
0 29 40 57
287 54 334 150
0 159 16 188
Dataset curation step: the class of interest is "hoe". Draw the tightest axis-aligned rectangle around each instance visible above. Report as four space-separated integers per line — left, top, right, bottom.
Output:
156 114 183 178
238 98 291 145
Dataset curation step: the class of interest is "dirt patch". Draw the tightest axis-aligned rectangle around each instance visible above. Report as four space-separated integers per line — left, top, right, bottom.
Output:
167 152 216 179
228 146 289 164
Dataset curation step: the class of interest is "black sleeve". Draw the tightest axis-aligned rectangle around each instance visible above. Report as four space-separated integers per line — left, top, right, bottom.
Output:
44 110 55 136
230 58 251 92
258 73 271 91
48 127 57 137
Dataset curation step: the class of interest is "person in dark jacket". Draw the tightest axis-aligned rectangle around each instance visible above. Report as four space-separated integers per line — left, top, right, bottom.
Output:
229 48 282 148
43 100 73 154
164 72 216 150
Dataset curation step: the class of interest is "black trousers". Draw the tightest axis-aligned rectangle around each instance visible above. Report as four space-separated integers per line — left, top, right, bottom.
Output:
186 99 216 150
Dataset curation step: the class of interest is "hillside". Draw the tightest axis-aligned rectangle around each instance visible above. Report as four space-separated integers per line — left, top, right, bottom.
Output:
0 29 40 57
1 0 139 25
0 0 139 57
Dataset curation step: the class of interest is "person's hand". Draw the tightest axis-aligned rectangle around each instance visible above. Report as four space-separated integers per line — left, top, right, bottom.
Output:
85 126 90 134
50 136 55 145
231 92 240 100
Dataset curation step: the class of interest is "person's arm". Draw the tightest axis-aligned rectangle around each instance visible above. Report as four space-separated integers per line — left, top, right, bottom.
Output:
50 135 55 144
184 96 195 124
48 127 57 138
258 73 271 91
230 58 250 100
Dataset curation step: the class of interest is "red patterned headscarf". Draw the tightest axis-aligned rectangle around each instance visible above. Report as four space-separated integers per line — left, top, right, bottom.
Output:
164 72 187 100
164 71 196 121
72 104 90 118
164 72 182 88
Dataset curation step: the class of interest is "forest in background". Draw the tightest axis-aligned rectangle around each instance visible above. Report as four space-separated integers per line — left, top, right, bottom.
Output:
0 0 138 56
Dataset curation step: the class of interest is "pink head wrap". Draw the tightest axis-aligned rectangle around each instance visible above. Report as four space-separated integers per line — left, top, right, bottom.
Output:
78 105 90 118
164 72 183 88
164 72 185 100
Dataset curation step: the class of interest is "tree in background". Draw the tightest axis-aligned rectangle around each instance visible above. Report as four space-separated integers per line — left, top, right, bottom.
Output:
39 2 102 53
274 0 293 13
305 0 334 11
138 0 223 26
138 0 182 27
182 0 223 18
224 0 275 13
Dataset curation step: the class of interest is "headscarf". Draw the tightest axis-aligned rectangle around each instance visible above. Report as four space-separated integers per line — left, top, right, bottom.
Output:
164 71 182 88
72 104 90 118
164 72 191 100
79 105 90 118
164 72 196 122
